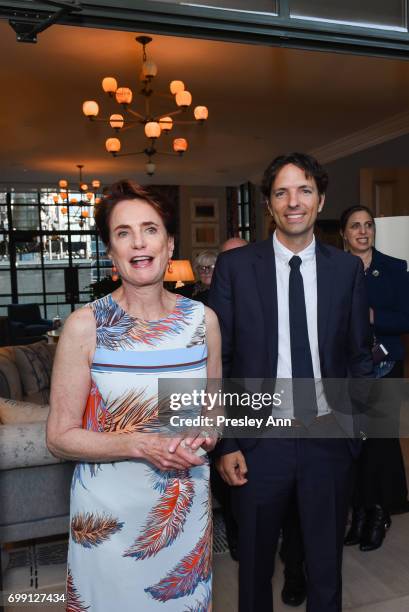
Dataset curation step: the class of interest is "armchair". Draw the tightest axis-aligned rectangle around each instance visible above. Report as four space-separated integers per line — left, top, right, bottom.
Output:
7 304 53 345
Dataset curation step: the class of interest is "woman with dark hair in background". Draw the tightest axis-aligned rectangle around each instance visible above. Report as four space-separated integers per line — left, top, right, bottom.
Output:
340 204 409 551
47 180 221 610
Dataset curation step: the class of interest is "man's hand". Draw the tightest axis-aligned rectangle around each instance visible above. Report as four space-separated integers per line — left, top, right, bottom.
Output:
217 450 248 486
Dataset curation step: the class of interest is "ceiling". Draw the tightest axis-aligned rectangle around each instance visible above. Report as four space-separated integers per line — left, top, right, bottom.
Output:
2 20 409 187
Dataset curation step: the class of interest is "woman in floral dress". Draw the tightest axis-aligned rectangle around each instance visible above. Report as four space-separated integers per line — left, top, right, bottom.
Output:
47 181 221 611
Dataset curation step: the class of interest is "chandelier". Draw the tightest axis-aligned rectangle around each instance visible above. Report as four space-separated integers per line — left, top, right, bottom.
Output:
53 164 101 228
82 36 209 176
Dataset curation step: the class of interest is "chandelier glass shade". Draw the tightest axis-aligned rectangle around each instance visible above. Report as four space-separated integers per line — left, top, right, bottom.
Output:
82 36 209 175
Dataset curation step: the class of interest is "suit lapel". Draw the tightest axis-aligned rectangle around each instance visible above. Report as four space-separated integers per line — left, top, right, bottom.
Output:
252 239 278 376
316 241 334 371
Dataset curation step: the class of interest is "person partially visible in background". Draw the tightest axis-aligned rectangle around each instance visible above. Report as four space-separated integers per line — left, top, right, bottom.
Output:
340 204 409 552
221 237 248 252
178 250 217 305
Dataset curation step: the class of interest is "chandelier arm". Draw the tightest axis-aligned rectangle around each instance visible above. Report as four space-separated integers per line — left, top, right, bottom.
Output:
111 150 146 158
87 117 114 123
151 108 183 121
157 151 186 157
119 123 139 133
126 108 146 120
87 116 143 126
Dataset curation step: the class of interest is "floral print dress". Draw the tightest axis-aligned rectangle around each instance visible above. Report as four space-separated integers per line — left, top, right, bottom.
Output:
67 294 211 611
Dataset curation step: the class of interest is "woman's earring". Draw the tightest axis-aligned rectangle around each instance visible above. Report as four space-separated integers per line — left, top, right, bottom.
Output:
111 264 119 282
167 259 173 273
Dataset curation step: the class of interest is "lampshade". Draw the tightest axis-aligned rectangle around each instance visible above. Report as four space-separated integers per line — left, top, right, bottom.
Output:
92 179 101 189
159 116 173 133
194 106 208 121
175 90 192 108
61 207 67 214
173 138 188 153
170 80 185 95
102 76 118 94
145 121 161 139
52 195 59 204
110 114 124 130
59 179 68 189
82 100 99 118
80 183 88 192
146 162 156 176
115 87 133 105
142 59 158 79
164 260 195 287
375 216 409 269
106 137 121 153
81 210 89 218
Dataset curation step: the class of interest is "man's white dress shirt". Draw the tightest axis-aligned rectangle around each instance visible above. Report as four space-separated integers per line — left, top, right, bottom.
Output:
272 232 330 419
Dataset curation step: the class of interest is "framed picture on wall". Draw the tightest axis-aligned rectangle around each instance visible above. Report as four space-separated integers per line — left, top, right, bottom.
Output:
191 223 220 247
190 198 219 222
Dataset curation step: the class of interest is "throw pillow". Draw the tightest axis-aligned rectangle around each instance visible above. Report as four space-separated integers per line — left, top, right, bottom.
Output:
0 397 49 424
0 354 23 400
14 341 54 396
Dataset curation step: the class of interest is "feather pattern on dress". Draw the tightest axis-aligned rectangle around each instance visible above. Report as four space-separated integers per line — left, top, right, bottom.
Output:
66 567 90 611
71 512 124 548
145 496 212 601
123 470 194 560
186 316 206 348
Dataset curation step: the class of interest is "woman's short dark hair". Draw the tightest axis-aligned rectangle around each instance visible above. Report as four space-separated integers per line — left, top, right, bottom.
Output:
261 152 328 201
339 205 375 233
94 180 176 248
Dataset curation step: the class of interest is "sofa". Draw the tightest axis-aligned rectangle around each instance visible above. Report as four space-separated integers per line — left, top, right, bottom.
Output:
0 340 74 551
7 303 53 345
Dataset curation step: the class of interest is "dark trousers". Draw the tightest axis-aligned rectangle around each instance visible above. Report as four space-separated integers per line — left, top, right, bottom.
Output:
232 438 353 612
280 491 305 574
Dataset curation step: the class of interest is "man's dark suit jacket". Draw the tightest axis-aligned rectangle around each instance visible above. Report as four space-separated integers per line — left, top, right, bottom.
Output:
208 238 374 457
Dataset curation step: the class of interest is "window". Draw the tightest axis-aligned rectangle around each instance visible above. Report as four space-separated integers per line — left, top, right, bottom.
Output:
226 182 256 242
147 0 278 14
0 188 107 318
289 0 406 31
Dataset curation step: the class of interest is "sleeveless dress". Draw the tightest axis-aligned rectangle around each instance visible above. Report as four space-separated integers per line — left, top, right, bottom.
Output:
67 294 212 612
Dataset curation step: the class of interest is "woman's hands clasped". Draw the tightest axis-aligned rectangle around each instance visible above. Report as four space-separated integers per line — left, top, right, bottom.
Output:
133 432 218 471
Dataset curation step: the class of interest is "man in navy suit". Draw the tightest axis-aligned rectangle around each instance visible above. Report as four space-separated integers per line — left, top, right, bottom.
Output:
208 153 373 612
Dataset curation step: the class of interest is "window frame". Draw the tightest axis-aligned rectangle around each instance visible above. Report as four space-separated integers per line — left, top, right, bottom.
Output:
3 0 409 59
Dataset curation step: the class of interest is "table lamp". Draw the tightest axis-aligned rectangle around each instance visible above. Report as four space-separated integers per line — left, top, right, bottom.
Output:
164 259 195 288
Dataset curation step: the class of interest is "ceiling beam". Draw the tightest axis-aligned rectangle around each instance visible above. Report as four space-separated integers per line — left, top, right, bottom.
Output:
2 1 409 59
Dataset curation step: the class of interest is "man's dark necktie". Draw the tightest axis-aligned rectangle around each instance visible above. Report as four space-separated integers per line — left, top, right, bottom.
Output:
289 255 318 425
